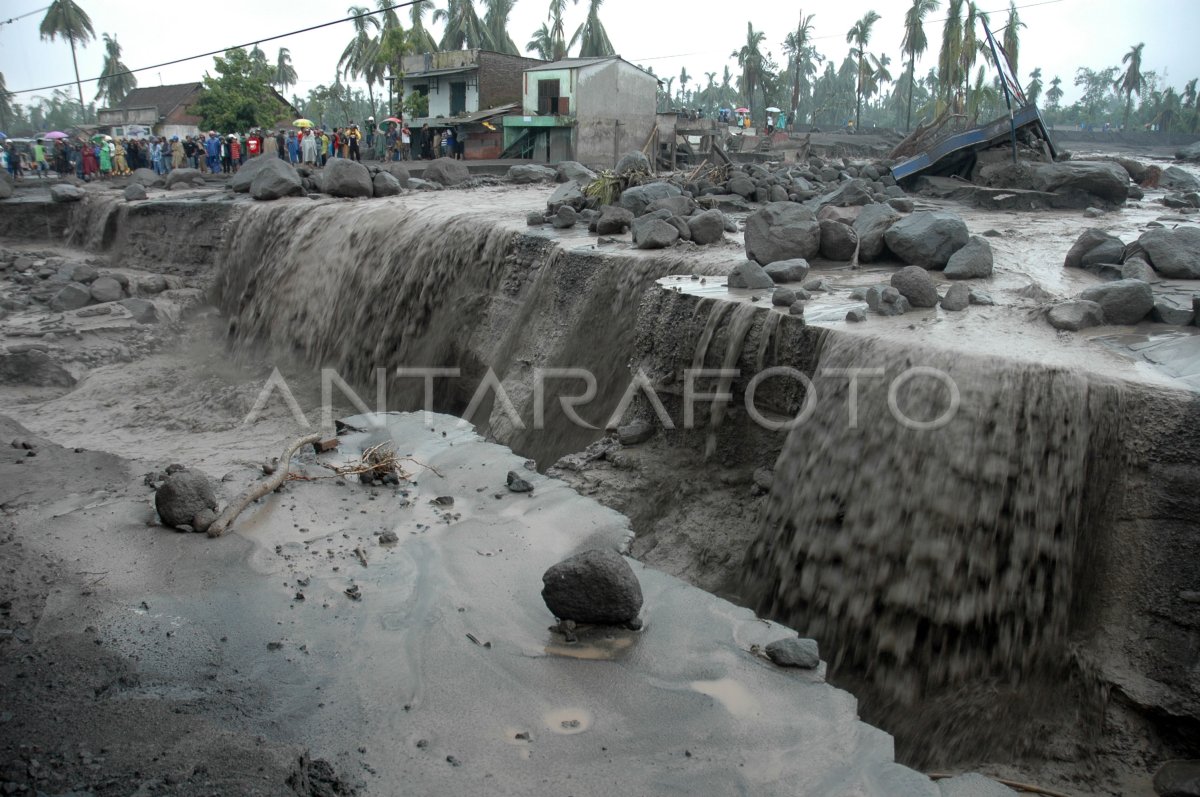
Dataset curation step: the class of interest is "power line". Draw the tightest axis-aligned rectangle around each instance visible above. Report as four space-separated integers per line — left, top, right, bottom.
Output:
0 5 49 28
5 0 421 96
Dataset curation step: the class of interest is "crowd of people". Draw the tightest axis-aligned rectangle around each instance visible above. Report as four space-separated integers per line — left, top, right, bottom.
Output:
2 115 474 182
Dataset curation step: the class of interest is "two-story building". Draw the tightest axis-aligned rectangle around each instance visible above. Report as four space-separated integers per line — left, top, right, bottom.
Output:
398 49 545 158
501 56 660 168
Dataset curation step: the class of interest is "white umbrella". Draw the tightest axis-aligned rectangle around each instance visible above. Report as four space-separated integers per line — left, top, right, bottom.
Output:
765 106 782 113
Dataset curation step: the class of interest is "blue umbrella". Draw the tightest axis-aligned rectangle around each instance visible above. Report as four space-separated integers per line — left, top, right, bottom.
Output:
0 132 7 140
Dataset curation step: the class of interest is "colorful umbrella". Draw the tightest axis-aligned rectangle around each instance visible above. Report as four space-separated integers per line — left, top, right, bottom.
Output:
734 108 749 114
0 132 7 139
44 131 68 139
382 116 402 124
765 106 781 113
293 118 314 128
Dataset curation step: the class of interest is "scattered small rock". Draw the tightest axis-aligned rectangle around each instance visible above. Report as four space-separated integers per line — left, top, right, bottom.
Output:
765 637 820 669
506 470 533 493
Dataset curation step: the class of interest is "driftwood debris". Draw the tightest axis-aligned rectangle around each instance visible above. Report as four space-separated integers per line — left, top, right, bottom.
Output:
207 432 321 538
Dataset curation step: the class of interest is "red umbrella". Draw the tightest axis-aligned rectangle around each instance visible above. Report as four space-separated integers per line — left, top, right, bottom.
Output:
381 117 403 125
44 131 68 139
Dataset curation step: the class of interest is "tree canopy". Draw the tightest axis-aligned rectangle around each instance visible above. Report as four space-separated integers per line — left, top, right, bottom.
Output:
192 48 291 133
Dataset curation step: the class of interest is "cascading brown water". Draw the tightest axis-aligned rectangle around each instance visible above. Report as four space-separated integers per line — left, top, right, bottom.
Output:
742 329 1127 763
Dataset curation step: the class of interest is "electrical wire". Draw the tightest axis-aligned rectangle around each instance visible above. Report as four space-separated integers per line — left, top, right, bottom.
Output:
0 5 49 28
4 0 422 96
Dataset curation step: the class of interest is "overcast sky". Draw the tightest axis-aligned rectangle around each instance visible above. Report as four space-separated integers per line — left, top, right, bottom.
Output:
3 0 1199 110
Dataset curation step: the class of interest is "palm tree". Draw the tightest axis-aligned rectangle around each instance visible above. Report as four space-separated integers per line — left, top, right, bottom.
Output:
340 6 383 116
0 72 16 134
409 0 438 52
782 12 816 131
960 2 984 109
1046 75 1063 110
95 33 136 107
938 0 963 111
1116 43 1146 131
901 0 938 130
435 0 491 50
483 0 520 56
377 0 401 31
846 10 881 130
1025 67 1042 106
526 23 554 60
1001 1 1025 77
570 0 614 58
733 22 767 120
661 76 675 111
274 48 298 96
679 67 691 104
1183 78 1198 133
545 0 573 61
39 0 95 108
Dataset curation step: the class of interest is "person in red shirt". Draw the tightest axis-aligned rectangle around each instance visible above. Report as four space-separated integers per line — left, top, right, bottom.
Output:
247 132 261 157
228 135 241 173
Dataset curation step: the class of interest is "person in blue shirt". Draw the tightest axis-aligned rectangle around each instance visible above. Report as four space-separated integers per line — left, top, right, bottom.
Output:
204 132 222 174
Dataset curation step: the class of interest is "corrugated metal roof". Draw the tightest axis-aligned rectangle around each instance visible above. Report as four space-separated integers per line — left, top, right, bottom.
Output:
524 56 660 83
413 102 520 127
401 66 476 79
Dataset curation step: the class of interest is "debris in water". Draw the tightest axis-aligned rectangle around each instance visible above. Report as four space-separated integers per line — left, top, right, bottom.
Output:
506 470 533 493
344 585 362 601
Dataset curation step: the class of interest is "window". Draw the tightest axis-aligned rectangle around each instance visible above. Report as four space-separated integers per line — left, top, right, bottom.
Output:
537 79 561 115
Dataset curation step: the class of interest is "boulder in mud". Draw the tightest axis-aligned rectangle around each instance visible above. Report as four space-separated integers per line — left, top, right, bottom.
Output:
1138 227 1200 279
728 260 774 290
686 209 726 245
852 203 901 262
250 158 304 200
229 155 274 192
1160 165 1200 193
1151 296 1196 326
595 205 634 235
123 183 147 201
944 235 994 279
507 163 557 184
744 202 820 265
556 161 597 185
632 218 679 250
129 167 165 188
619 182 682 217
1078 279 1154 325
941 283 970 311
155 470 220 531
1031 161 1130 205
890 265 939 308
49 281 92 311
1064 228 1125 270
815 178 873 208
1178 142 1200 162
0 349 76 387
615 151 651 177
1153 759 1200 797
165 168 201 190
647 195 695 217
764 258 810 283
818 219 859 261
547 180 585 212
371 171 402 197
50 184 83 202
119 297 158 324
726 174 757 199
89 276 124 303
1048 300 1105 331
1121 257 1159 283
423 157 470 186
551 204 578 229
541 548 643 625
765 637 819 669
322 159 373 198
883 211 969 268
378 163 410 187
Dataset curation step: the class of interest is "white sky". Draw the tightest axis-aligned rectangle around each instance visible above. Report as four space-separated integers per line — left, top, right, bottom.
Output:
2 0 1199 109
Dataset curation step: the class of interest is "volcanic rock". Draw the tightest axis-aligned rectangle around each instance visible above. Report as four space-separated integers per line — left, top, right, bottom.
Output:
155 470 220 531
619 182 682 216
371 171 402 197
944 236 994 279
0 349 76 387
1079 279 1154 324
596 205 635 235
507 164 557 184
819 220 859 261
165 168 201 190
890 265 939 308
423 157 470 186
744 202 820 265
941 283 971 311
728 261 775 289
230 155 273 192
89 276 124 303
765 637 819 669
541 548 643 625
615 151 651 177
884 211 969 268
123 183 147 201
322 158 373 197
853 203 902 262
764 258 810 283
50 184 83 202
632 218 679 250
1138 227 1200 279
251 158 304 200
686 209 726 245
49 282 92 311
1048 300 1105 331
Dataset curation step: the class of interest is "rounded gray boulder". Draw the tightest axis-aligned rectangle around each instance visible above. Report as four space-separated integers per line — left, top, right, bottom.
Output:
890 265 939 308
322 158 373 198
883 210 969 268
155 470 220 531
423 157 470 186
944 235 994 279
541 548 643 625
89 276 124 303
1078 279 1154 325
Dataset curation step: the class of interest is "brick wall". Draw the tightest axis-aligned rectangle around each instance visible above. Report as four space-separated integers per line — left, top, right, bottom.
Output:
477 52 546 109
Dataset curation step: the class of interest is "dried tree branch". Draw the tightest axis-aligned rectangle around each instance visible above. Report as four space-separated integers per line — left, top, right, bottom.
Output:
207 432 321 538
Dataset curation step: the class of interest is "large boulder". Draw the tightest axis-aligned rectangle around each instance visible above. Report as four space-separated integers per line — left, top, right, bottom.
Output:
744 202 820 265
615 151 651 177
250 158 303 200
1153 759 1200 797
631 217 679 249
727 174 756 199
129 167 165 188
89 276 124 303
155 470 220 532
1030 161 1130 205
884 211 969 268
1160 165 1200 193
371 171 402 197
646 195 696 217
941 283 971 311
728 261 775 289
123 183 147 201
556 161 597 185
322 158 373 197
50 184 83 203
507 163 557 184
1048 300 1105 331
1177 142 1200 162
595 204 634 235
230 155 274 192
818 219 859 261
0 349 76 387
686 209 726 245
944 235 994 279
1138 227 1200 279
423 157 470 186
1064 228 1125 269
49 282 92 311
547 180 585 212
119 297 158 324
815 178 873 208
619 182 682 216
853 203 902 262
378 162 411 187
165 168 202 190
541 548 643 625
764 258 810 283
890 265 939 308
1078 279 1154 325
